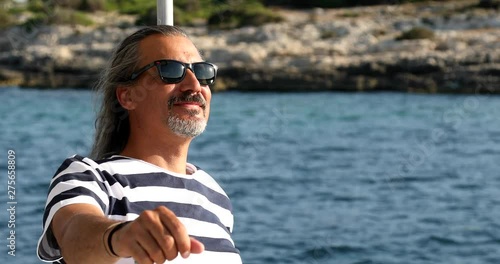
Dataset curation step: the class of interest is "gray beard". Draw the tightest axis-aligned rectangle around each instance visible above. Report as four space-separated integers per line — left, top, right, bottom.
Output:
167 113 207 138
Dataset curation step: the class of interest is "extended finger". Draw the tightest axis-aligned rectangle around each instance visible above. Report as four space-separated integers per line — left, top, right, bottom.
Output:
189 237 205 254
156 206 191 257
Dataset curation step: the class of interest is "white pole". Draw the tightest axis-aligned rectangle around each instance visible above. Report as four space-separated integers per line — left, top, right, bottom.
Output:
157 0 174 25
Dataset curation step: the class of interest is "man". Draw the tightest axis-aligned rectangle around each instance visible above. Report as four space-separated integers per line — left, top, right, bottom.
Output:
37 25 242 264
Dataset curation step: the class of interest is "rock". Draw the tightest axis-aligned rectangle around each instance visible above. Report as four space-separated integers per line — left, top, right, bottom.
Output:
0 2 499 92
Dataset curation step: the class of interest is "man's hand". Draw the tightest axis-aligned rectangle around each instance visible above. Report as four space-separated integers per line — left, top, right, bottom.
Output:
111 206 204 264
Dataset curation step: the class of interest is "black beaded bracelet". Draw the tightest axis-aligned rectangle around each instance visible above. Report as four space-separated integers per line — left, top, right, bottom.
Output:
107 221 130 257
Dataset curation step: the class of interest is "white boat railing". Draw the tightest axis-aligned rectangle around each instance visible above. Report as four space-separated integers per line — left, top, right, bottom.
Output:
157 0 174 25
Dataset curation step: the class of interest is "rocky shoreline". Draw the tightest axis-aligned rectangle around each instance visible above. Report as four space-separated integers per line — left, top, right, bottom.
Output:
0 1 499 93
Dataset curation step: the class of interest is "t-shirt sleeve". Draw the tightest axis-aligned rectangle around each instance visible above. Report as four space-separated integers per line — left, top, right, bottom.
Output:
37 155 110 262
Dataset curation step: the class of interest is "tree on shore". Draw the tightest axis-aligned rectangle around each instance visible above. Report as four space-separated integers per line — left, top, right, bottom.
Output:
478 0 499 8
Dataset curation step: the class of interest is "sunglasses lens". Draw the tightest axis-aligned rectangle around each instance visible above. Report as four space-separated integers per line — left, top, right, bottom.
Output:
159 61 185 83
157 61 217 85
194 63 216 85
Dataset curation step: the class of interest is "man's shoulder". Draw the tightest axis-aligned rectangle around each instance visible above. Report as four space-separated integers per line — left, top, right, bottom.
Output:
94 155 130 165
54 155 97 176
56 155 133 174
59 154 109 165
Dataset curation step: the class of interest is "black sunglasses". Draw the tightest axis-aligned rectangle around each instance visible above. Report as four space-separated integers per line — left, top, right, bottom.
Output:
130 59 218 85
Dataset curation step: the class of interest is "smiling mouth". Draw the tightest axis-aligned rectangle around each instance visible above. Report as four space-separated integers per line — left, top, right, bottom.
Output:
173 102 205 114
168 93 206 110
174 102 202 107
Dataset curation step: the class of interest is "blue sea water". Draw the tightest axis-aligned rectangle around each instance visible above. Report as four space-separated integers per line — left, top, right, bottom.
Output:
1 87 500 264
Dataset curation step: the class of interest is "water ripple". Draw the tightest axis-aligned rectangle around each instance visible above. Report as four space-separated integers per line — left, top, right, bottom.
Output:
3 90 500 264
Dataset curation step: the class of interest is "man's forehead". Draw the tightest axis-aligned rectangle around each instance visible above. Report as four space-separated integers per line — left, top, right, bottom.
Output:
138 34 202 62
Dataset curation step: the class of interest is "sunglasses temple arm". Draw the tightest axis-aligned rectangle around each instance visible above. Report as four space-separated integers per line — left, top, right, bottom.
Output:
130 62 156 80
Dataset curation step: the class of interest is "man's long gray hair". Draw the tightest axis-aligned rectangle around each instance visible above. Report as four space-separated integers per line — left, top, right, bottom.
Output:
89 25 188 160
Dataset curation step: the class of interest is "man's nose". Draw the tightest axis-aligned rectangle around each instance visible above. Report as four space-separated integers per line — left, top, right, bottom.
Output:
179 68 201 93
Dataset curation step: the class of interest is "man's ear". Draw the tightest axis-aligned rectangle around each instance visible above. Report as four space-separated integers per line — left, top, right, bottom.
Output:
116 86 136 110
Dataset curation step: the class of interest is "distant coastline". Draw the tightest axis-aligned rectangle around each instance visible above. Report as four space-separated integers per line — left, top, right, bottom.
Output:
0 1 499 93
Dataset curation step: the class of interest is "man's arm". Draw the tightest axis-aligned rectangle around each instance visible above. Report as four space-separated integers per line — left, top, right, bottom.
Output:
52 204 204 264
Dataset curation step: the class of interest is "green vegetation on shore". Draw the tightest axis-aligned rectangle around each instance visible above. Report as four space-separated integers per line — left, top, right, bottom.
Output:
396 27 435 41
0 0 497 30
2 0 283 29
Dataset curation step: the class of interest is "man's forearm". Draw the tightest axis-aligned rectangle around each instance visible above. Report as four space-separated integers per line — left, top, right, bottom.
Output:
57 213 121 264
53 204 203 264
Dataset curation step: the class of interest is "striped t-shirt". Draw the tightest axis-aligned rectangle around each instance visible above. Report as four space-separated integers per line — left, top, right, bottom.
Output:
37 155 242 264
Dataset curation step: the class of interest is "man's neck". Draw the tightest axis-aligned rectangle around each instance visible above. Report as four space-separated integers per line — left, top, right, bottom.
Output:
120 133 192 175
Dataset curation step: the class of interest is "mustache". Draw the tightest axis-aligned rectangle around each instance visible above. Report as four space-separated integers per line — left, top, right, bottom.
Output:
168 92 206 110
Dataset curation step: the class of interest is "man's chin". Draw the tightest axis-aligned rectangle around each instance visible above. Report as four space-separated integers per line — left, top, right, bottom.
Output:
167 115 207 138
